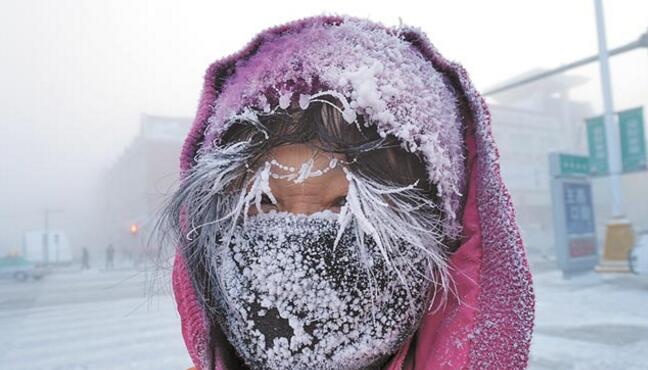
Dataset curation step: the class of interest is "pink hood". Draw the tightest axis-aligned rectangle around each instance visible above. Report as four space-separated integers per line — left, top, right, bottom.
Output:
172 15 535 369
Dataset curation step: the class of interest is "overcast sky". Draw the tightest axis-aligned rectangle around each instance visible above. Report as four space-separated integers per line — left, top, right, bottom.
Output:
0 0 646 249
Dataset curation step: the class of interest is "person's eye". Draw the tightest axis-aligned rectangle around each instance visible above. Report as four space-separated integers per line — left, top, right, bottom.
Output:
332 195 347 207
260 194 275 205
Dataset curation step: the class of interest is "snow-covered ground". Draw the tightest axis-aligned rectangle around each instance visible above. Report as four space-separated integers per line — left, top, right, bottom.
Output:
0 263 646 369
529 264 648 369
0 267 192 370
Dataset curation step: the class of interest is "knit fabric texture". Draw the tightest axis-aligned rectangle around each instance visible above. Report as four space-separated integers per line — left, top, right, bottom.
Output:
173 14 535 370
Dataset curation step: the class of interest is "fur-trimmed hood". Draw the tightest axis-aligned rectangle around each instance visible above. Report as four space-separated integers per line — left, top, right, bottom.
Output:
172 14 535 369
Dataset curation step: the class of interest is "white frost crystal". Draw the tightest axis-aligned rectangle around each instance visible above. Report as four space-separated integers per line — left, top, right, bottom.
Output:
202 19 465 237
211 211 430 370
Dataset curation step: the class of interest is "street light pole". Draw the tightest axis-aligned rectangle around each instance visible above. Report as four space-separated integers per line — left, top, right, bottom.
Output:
593 0 637 273
594 0 624 218
44 209 50 264
483 29 647 97
479 1 643 273
43 208 63 264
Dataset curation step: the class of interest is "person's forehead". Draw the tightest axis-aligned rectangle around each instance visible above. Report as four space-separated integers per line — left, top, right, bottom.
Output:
263 143 349 194
266 142 346 162
268 169 347 192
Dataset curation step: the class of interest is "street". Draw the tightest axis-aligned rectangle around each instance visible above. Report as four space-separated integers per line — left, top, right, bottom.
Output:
0 263 646 369
0 267 191 370
529 262 648 369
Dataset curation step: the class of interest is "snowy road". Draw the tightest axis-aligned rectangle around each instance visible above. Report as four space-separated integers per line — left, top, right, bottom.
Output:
0 267 192 370
529 266 648 370
0 264 646 369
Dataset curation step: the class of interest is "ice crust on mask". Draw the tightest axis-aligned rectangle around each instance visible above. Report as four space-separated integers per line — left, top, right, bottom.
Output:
211 212 430 370
174 137 456 368
182 140 453 311
202 18 465 238
170 15 536 370
241 158 452 304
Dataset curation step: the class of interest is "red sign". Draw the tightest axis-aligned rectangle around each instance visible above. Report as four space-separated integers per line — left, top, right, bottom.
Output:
569 238 596 258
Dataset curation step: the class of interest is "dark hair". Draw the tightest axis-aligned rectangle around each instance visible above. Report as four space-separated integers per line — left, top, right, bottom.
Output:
160 95 454 368
219 95 440 205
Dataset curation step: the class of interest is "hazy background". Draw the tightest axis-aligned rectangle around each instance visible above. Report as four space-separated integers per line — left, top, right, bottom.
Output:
1 1 647 369
1 0 646 255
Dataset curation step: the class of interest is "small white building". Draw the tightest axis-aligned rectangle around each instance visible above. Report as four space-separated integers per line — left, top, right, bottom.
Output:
23 230 73 264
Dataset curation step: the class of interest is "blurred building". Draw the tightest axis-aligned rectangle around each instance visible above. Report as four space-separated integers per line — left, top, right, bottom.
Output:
101 114 191 260
100 78 648 266
487 68 648 261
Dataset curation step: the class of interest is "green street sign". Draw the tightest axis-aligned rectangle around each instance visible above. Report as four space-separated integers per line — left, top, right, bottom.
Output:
586 115 608 175
559 153 590 177
618 107 646 172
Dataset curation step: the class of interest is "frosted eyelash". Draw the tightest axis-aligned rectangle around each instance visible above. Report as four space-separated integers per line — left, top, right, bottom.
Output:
156 138 456 314
336 167 455 313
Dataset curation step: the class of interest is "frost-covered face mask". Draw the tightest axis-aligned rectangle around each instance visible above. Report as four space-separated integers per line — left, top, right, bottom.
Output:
210 210 431 370
162 137 452 369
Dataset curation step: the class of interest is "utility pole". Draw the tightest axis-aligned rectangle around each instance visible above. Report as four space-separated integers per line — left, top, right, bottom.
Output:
483 28 647 97
43 208 63 264
44 209 51 264
594 0 624 218
482 2 646 273
593 0 636 272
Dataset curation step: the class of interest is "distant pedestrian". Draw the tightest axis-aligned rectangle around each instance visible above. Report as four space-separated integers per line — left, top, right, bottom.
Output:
105 244 115 270
81 247 90 270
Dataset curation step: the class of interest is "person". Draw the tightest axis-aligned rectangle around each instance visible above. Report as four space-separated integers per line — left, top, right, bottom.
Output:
81 246 90 270
157 15 535 370
105 244 115 270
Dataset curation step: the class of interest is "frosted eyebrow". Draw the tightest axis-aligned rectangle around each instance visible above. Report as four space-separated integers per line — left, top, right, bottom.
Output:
333 166 453 311
251 152 356 184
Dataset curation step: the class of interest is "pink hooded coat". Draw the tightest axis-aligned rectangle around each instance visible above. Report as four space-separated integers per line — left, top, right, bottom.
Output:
172 15 535 370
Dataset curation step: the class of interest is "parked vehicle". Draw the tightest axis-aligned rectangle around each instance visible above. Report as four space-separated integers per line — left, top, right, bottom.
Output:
0 255 47 281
